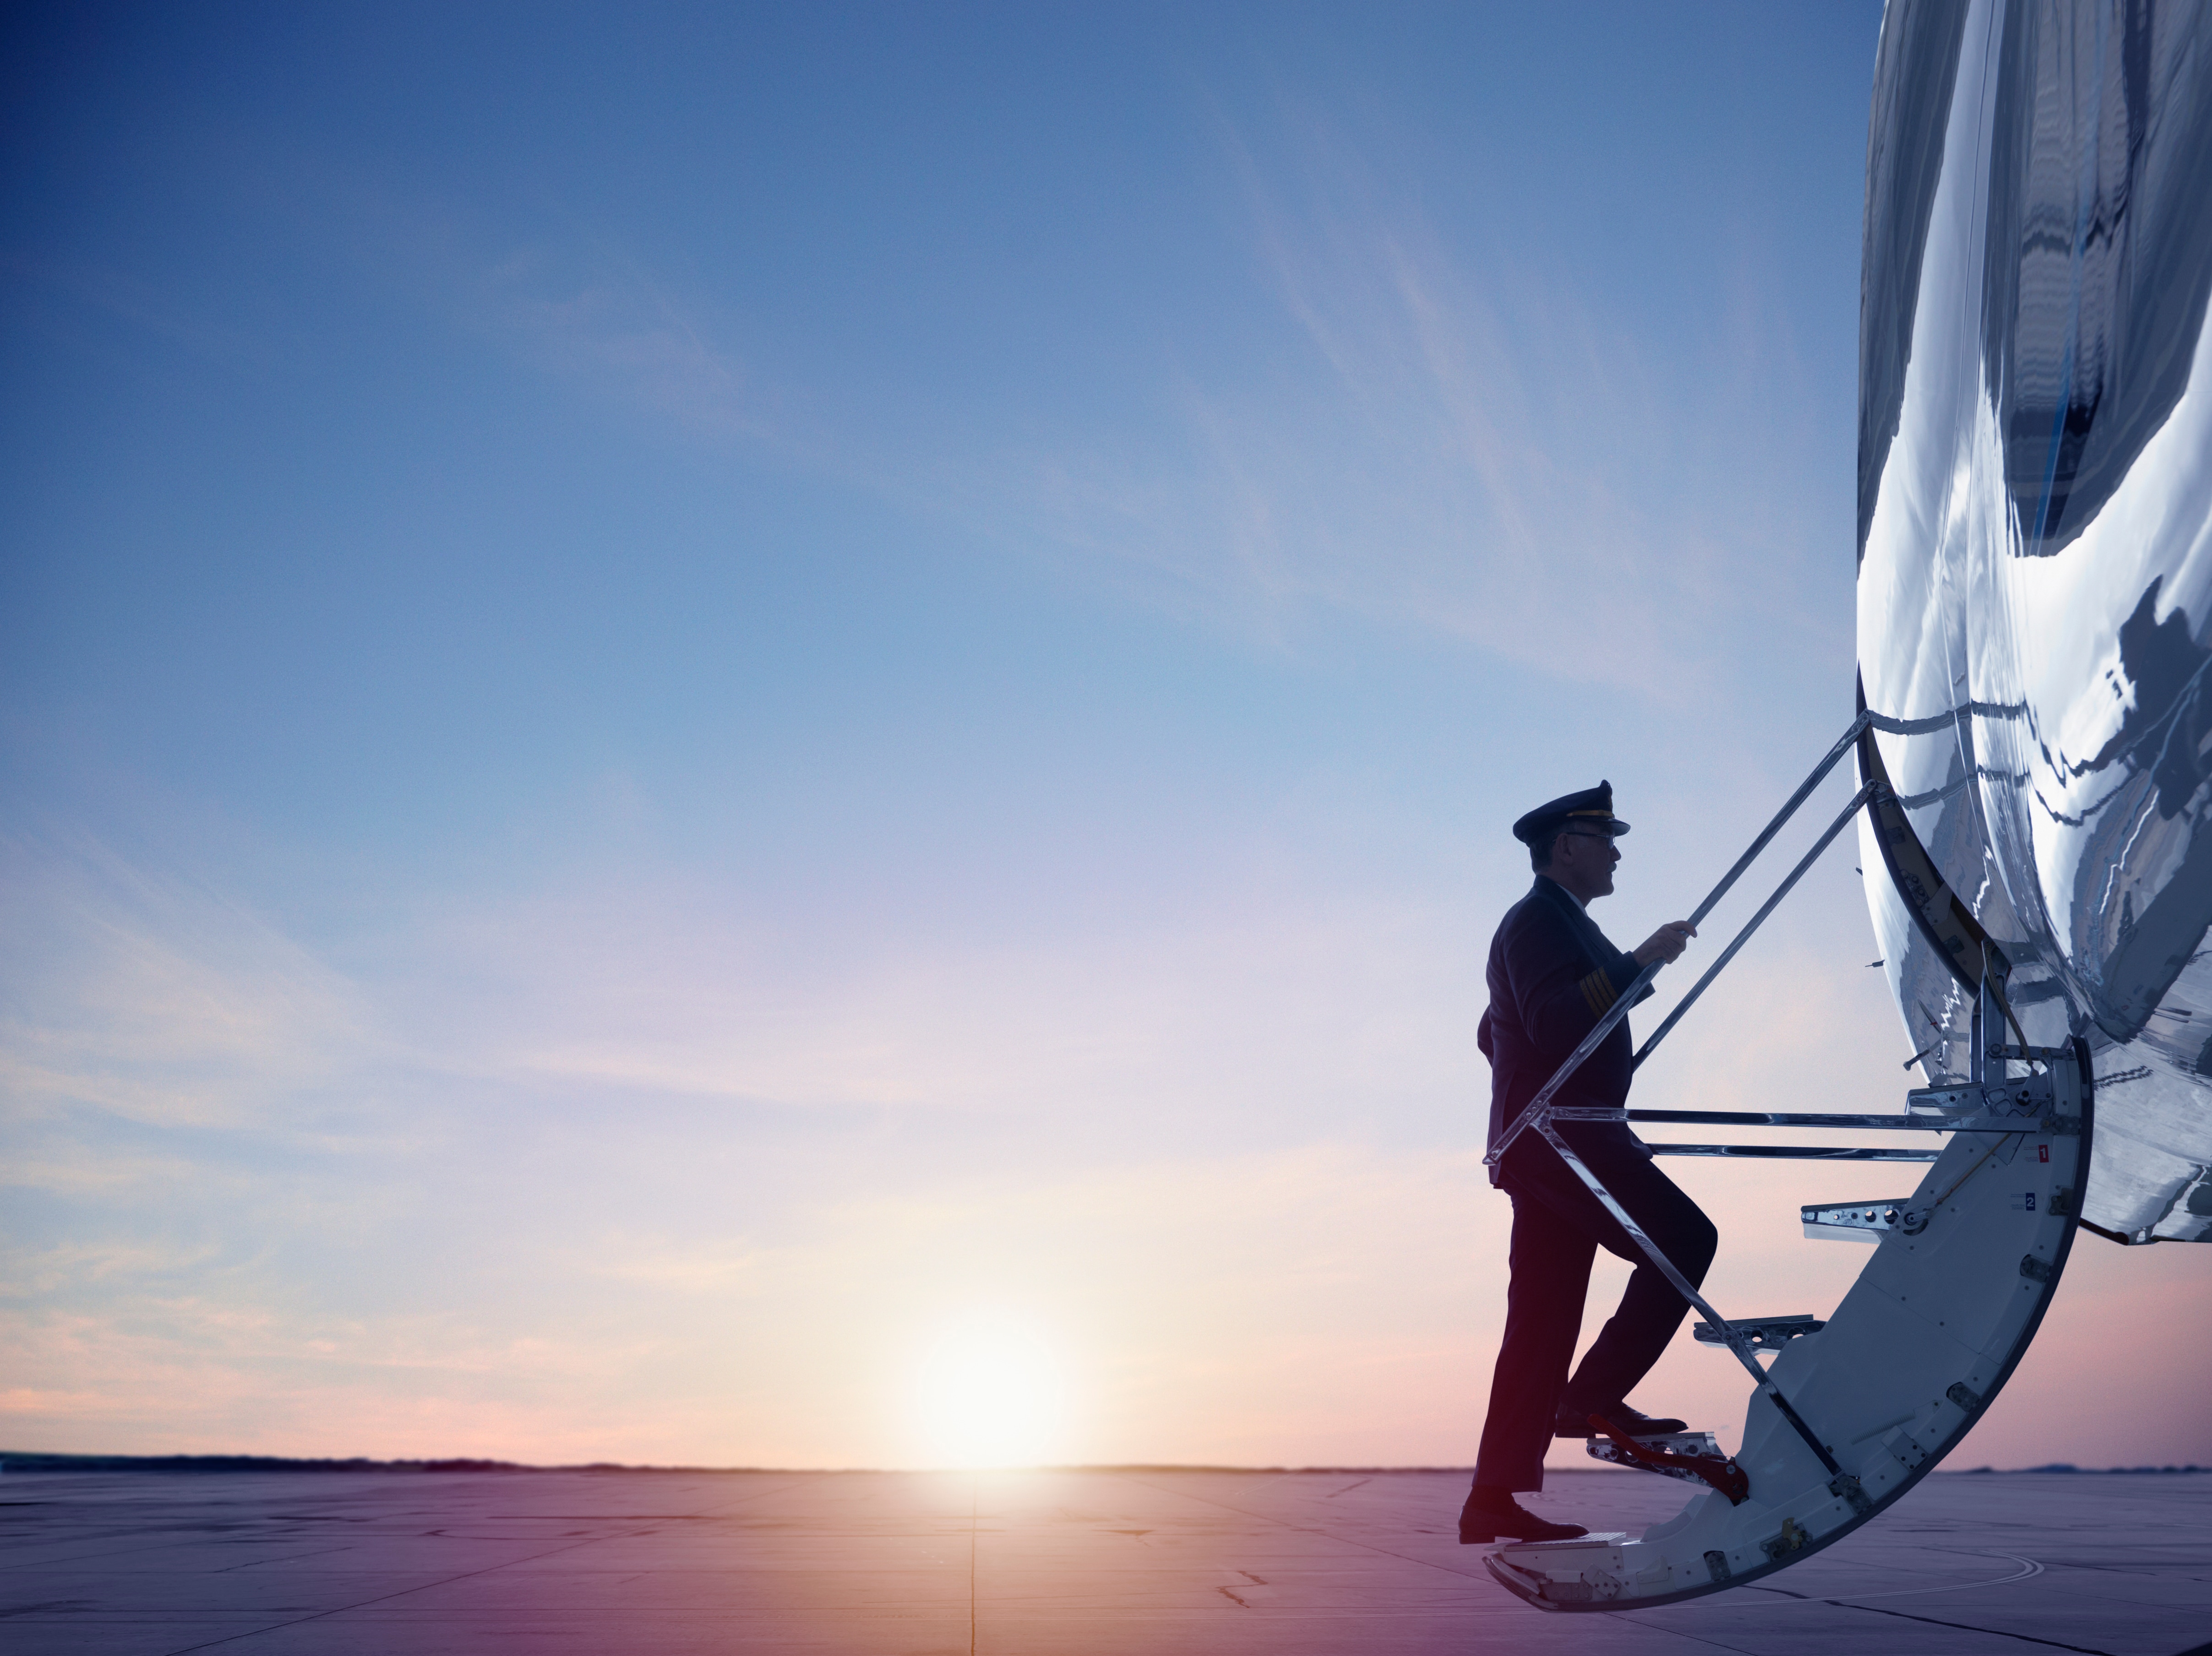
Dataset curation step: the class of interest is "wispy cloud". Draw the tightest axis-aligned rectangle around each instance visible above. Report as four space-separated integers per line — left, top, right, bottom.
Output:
0 250 278 374
390 874 1478 1124
1 830 374 1131
1004 108 1837 690
232 104 1842 697
468 238 779 449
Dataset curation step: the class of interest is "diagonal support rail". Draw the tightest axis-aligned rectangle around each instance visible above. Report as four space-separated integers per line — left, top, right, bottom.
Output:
1630 780 1876 1070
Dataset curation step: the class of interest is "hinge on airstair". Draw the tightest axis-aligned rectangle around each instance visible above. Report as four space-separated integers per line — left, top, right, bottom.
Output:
1907 1070 2073 1132
1692 1314 1823 1350
1828 1473 1874 1517
1582 1417 1750 1504
1802 1198 1925 1239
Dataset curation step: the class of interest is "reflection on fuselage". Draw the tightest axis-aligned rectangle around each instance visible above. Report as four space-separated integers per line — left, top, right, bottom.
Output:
1857 0 2212 1241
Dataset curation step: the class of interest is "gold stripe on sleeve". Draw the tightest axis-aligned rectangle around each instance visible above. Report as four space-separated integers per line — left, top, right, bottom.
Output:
1580 969 1617 1017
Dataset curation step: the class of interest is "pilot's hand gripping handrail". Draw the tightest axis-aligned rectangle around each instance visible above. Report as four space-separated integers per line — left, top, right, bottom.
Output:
1484 710 1875 1168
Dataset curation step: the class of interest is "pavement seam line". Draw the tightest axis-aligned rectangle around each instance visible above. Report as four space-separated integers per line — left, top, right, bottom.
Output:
1111 1473 1489 1582
1834 1601 2119 1656
153 1474 823 1655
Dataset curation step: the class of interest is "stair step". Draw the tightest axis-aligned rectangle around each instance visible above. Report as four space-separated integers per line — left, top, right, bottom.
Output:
1692 1314 1824 1349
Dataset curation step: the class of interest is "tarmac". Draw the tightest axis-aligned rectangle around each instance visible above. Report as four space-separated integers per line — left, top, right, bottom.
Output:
2 1465 2206 1654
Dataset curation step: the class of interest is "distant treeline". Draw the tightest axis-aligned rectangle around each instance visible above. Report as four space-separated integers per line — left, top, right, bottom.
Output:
0 1452 749 1475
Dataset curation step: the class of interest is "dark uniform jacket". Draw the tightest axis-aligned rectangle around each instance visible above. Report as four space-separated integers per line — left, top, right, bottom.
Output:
1478 876 1653 1185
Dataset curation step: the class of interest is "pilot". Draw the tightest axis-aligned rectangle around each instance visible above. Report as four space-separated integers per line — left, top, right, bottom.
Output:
1459 782 1717 1545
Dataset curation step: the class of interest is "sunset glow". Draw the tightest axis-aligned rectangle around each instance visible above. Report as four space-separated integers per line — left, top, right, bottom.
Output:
915 1316 1068 1469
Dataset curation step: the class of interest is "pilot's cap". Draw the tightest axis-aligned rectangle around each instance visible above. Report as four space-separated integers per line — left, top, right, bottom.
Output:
1512 781 1631 847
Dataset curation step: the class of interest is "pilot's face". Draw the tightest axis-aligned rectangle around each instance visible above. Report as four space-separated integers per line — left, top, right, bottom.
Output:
1554 827 1620 900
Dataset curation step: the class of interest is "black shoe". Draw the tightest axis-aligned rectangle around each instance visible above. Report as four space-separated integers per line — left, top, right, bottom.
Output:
1555 1401 1688 1439
1458 1489 1590 1545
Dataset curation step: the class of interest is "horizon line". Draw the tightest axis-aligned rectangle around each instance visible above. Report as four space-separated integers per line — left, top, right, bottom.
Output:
5 1450 2206 1478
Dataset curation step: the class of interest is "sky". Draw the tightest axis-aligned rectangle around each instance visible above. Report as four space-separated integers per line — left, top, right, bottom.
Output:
4 2 2205 1475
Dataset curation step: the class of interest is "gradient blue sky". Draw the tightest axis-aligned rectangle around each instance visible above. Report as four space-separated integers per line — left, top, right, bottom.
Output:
6 3 2204 1470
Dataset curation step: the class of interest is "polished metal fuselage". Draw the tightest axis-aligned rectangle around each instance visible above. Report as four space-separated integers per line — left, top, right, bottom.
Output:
1857 0 2212 1241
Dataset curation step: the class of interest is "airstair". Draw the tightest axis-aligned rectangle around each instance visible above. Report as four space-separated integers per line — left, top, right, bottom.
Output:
1482 710 2093 1611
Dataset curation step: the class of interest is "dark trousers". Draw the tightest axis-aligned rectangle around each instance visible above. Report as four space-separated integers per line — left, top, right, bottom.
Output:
1471 1126 1717 1493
